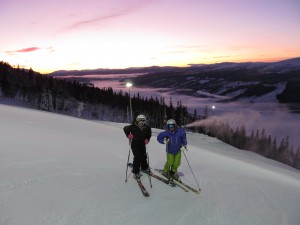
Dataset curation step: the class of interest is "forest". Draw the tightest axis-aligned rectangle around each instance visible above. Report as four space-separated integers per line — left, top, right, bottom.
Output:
193 120 300 170
0 61 193 128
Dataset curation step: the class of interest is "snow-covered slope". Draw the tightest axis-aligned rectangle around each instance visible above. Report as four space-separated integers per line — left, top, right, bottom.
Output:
1 104 300 225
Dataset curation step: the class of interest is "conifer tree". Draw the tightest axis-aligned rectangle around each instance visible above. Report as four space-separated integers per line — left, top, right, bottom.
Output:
39 89 53 111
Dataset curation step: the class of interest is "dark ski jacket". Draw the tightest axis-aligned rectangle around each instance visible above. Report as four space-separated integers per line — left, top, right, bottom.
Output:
123 122 152 147
157 127 187 154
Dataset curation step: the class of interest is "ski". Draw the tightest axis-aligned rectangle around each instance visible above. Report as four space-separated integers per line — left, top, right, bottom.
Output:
155 169 200 194
171 178 201 194
154 169 189 192
134 176 150 197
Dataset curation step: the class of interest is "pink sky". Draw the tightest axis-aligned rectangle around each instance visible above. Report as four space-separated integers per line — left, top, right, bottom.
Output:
0 0 299 73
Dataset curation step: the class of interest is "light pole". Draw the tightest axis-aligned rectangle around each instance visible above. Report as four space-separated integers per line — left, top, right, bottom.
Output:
211 105 215 115
126 82 133 122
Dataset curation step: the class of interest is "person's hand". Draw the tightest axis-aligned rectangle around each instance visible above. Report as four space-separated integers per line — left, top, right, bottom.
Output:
180 145 188 151
144 139 149 145
128 133 134 139
163 138 169 144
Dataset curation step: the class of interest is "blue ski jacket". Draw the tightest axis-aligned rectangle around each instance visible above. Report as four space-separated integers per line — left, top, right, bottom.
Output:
157 127 187 154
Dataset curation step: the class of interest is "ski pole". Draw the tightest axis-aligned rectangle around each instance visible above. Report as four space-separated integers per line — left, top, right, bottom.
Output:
146 150 152 188
182 150 201 192
125 139 132 183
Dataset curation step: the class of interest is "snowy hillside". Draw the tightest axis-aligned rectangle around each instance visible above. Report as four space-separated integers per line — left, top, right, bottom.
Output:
1 104 300 225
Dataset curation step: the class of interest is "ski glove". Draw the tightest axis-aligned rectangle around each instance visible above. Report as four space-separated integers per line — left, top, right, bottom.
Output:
180 145 188 151
163 138 169 144
128 133 134 140
144 139 149 145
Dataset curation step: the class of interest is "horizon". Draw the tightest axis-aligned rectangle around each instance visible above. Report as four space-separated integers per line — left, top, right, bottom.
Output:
5 56 300 74
1 0 299 74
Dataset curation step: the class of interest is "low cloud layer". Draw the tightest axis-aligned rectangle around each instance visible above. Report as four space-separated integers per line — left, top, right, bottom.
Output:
187 109 300 151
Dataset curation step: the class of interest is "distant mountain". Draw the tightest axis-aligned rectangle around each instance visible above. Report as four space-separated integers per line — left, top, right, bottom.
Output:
48 66 182 76
259 57 300 73
49 57 300 76
127 58 300 103
49 58 300 103
189 57 300 73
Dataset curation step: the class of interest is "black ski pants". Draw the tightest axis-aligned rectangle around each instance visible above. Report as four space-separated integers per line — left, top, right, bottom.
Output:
131 144 148 174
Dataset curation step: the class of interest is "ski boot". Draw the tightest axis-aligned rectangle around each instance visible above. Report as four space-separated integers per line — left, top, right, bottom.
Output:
141 168 152 175
170 171 181 182
161 171 170 179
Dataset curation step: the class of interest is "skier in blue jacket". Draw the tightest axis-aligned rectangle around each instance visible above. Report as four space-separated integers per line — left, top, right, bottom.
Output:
157 119 187 181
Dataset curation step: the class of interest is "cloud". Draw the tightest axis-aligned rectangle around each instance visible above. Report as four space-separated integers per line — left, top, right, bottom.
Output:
65 11 126 31
5 46 54 56
17 47 40 53
63 3 144 31
5 47 41 55
61 0 160 32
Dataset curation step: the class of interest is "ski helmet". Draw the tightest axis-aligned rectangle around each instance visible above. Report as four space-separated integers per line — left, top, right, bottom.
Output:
166 119 176 125
136 114 146 121
166 119 176 130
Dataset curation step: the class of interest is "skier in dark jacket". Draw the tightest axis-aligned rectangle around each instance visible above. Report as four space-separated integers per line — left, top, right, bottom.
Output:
157 119 187 181
123 114 152 178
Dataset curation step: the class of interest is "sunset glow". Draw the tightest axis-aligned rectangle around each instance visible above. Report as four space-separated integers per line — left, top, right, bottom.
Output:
0 0 299 73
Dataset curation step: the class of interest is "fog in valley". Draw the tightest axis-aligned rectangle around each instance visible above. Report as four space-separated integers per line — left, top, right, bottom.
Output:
59 73 300 150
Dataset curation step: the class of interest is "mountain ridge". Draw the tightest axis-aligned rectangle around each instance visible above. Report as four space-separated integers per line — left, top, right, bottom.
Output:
48 57 300 103
48 57 300 76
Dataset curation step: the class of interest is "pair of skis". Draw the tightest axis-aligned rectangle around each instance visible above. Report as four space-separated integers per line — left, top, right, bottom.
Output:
133 170 179 197
154 169 201 194
128 163 200 197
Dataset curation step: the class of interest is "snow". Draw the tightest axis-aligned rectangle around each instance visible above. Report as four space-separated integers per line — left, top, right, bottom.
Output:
196 90 229 100
238 82 287 103
1 104 300 225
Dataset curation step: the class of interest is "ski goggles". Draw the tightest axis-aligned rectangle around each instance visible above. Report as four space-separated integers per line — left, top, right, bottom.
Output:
167 124 175 129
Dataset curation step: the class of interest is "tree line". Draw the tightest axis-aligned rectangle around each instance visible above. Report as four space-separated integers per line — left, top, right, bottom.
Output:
0 61 194 128
192 120 300 170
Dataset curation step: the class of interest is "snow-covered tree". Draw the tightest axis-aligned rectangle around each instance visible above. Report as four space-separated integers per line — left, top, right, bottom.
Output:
77 102 84 117
39 89 53 112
